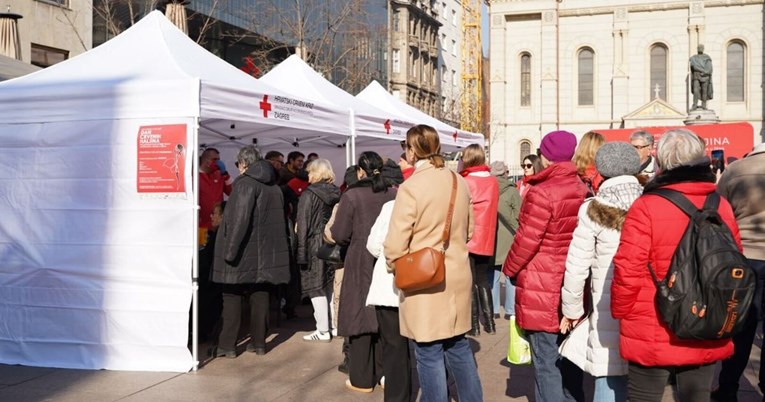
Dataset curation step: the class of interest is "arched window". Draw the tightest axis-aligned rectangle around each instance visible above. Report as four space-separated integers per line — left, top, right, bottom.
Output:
520 53 531 106
727 41 745 102
650 44 668 100
578 48 594 106
520 141 531 162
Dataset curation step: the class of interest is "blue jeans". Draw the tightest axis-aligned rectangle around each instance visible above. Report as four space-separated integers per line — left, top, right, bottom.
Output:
491 266 515 316
414 335 483 402
527 331 584 402
594 375 627 402
717 258 765 395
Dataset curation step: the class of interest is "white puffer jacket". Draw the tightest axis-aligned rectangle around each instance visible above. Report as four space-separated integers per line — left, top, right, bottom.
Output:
365 201 399 307
560 175 642 377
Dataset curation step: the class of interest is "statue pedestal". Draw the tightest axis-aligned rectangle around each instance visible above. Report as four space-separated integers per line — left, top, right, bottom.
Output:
684 109 720 125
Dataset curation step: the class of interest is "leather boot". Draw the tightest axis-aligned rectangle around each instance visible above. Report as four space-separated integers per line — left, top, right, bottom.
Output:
468 285 480 336
478 285 496 334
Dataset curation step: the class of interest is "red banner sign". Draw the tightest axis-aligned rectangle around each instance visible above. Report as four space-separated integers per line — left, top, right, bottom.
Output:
136 124 187 194
594 122 754 163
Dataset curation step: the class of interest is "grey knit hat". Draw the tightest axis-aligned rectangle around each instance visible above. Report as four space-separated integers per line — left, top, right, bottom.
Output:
490 161 508 176
595 142 641 179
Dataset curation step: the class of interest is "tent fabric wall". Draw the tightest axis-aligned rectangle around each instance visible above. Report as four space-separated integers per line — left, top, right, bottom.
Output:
0 11 354 372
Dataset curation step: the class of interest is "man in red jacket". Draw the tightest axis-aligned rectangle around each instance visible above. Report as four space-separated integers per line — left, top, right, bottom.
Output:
503 130 589 402
199 148 232 230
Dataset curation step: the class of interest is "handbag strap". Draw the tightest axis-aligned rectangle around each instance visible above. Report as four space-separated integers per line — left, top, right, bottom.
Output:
441 171 458 251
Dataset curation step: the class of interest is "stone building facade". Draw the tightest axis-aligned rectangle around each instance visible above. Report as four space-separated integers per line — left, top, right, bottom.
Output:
6 0 92 67
488 0 763 173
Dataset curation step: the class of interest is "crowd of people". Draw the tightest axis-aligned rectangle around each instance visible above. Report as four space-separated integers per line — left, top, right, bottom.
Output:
194 124 765 402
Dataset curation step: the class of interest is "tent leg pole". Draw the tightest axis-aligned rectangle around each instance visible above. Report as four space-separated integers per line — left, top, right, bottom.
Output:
192 117 200 372
192 280 199 371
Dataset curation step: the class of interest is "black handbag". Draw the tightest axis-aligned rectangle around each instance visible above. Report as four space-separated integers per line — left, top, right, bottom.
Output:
316 243 346 264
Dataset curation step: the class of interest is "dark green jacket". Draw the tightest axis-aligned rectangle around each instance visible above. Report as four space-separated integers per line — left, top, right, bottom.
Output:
493 176 521 266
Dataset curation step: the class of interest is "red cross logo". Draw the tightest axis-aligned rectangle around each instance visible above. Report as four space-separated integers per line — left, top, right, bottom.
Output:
259 95 272 118
453 131 458 142
384 119 391 135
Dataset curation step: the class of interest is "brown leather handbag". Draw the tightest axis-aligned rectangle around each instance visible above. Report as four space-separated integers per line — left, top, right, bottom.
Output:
394 171 458 292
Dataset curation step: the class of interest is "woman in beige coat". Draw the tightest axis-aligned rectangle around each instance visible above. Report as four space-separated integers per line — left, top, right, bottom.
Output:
384 124 483 402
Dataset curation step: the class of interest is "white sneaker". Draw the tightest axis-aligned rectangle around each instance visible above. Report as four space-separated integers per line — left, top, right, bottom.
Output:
302 330 331 342
331 328 338 337
379 376 385 390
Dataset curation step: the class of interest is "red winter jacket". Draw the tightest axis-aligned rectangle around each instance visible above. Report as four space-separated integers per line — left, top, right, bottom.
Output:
611 182 740 366
463 171 499 256
503 162 589 332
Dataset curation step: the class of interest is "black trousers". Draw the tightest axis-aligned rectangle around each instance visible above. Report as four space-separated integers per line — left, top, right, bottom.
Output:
348 332 383 389
628 362 715 402
376 307 412 402
218 284 270 351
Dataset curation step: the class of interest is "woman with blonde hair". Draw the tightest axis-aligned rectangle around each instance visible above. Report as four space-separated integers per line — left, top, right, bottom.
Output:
573 131 606 194
296 159 341 342
460 144 499 336
385 124 483 402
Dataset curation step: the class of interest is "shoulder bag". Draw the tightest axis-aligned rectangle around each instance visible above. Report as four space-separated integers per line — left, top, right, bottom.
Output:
394 171 457 292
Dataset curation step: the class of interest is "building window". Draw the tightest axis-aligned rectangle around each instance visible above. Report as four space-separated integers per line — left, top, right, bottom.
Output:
412 52 418 78
520 141 532 162
577 47 594 106
442 3 447 19
727 41 745 102
392 49 400 74
452 10 457 26
392 11 400 32
451 69 457 86
37 0 69 7
442 65 447 82
520 53 531 106
451 40 457 56
31 44 68 68
650 44 668 100
441 33 447 50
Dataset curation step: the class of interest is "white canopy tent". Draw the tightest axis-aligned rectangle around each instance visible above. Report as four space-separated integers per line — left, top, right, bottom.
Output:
357 80 485 150
0 11 352 372
261 55 416 162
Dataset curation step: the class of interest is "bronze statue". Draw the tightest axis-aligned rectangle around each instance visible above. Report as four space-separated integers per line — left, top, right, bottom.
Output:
690 44 713 110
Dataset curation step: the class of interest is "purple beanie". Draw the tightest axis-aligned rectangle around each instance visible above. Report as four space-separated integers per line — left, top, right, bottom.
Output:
540 130 577 162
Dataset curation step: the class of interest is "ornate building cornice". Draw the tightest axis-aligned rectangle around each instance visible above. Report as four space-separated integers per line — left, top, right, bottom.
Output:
489 0 762 14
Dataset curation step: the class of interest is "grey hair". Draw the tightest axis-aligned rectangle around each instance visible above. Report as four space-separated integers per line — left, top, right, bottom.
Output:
629 130 654 146
656 129 706 170
237 145 261 168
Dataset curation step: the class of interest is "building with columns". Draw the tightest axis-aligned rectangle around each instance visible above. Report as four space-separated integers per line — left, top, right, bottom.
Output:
488 0 763 174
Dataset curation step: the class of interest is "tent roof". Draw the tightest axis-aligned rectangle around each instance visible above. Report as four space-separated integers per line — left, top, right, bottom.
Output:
261 55 413 143
357 81 485 149
0 54 40 82
0 11 350 147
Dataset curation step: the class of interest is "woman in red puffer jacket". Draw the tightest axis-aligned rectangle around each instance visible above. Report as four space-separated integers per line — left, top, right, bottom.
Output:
460 144 499 335
612 129 741 402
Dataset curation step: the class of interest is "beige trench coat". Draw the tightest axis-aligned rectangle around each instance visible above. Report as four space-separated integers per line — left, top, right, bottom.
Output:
384 162 474 342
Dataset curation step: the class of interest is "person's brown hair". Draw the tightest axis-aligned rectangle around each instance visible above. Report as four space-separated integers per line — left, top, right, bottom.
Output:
461 144 486 169
406 124 444 168
573 131 605 175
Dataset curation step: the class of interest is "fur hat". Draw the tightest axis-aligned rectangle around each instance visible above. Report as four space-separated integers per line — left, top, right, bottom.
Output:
540 130 577 162
595 142 641 179
490 161 508 176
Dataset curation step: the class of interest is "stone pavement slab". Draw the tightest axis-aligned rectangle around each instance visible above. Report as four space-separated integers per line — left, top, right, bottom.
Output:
0 309 762 401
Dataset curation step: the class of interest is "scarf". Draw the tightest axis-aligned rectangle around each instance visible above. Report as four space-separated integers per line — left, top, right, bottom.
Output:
459 165 491 177
595 176 643 211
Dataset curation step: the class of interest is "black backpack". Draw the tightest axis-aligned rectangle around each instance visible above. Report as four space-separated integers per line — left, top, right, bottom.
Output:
647 189 755 340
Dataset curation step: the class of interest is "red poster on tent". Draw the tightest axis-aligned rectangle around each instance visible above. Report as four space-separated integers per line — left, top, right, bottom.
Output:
136 124 187 194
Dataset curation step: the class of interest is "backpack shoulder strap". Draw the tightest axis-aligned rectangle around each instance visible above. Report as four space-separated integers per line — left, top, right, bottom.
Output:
702 192 721 212
649 188 699 218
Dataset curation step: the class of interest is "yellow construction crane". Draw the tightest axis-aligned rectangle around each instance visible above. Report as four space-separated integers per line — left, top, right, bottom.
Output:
460 0 482 134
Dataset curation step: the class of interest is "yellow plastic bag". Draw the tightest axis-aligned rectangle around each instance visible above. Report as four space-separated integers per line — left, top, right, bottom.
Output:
506 316 532 365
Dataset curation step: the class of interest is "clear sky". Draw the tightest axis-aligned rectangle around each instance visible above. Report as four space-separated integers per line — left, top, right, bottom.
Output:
482 2 489 56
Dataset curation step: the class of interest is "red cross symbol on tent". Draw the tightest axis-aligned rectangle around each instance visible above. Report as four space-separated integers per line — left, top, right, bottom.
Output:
453 131 458 142
384 119 391 135
259 95 272 118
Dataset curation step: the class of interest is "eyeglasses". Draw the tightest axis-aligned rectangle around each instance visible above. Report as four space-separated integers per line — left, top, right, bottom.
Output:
521 163 533 169
633 144 651 150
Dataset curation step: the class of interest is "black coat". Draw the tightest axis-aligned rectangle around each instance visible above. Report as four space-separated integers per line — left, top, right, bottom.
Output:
331 183 396 336
296 182 341 297
211 160 290 285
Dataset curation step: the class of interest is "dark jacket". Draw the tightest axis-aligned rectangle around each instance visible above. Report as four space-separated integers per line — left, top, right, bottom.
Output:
493 176 521 266
331 182 396 336
212 160 291 285
502 161 589 332
297 182 341 297
612 164 738 366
